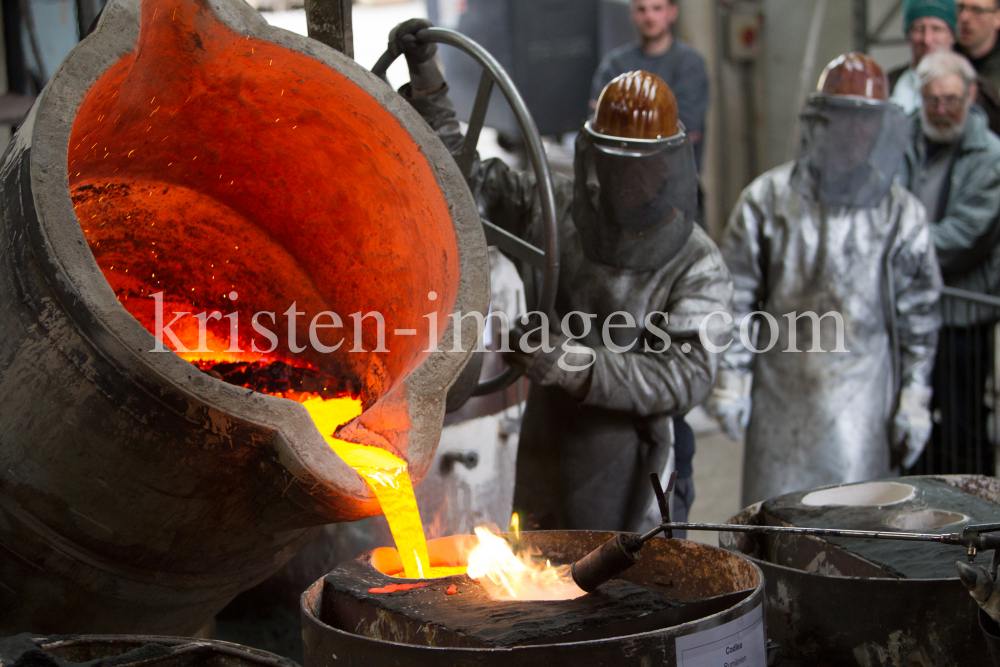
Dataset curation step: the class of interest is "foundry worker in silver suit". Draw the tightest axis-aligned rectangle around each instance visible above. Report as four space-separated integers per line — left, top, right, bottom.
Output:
703 53 943 507
391 21 733 533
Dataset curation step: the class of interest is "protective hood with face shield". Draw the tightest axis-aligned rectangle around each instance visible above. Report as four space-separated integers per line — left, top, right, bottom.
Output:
790 52 909 209
573 71 698 271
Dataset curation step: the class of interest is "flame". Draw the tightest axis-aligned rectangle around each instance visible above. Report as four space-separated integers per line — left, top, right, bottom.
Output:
466 526 585 600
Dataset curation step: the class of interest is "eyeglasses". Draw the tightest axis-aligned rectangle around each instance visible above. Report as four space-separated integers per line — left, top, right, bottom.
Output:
957 3 999 16
908 22 952 36
922 94 967 111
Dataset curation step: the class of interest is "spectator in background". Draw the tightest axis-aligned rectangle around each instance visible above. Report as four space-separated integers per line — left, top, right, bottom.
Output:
590 0 708 169
704 54 941 505
897 51 1000 474
888 0 1000 131
957 0 1000 92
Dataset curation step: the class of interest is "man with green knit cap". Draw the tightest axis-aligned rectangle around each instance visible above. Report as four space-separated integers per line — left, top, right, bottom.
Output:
889 0 960 113
888 0 1000 129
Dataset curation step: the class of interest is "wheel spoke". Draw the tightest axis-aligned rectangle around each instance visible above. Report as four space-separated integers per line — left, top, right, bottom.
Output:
457 70 494 178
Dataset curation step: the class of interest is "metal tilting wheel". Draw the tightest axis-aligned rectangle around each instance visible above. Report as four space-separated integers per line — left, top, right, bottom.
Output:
373 27 559 406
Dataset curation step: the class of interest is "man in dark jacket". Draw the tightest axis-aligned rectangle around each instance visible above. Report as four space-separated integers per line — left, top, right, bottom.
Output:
392 21 733 533
957 0 1000 92
590 0 708 169
897 51 1000 473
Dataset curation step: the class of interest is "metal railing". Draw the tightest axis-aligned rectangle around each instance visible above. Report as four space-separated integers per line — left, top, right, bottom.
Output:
910 286 1000 476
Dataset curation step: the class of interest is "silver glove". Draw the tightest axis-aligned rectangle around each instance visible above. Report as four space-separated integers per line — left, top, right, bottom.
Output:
893 385 932 470
702 369 752 441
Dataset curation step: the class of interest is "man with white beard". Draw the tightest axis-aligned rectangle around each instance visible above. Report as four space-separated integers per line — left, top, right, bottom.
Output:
898 50 1000 474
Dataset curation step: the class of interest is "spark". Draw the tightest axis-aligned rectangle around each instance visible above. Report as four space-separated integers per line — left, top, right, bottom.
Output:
151 97 155 104
128 150 134 157
192 156 197 160
281 89 284 96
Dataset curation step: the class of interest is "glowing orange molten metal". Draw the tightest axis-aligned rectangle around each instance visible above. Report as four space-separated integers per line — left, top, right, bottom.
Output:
66 0 469 577
69 0 460 403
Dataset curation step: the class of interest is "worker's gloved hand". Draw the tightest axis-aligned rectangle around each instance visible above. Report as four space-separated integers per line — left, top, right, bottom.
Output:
391 18 436 64
892 385 933 470
958 561 1000 622
702 369 752 441
389 19 444 94
502 316 594 399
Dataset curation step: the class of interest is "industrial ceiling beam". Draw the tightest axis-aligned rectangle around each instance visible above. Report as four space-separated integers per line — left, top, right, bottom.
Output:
305 0 353 59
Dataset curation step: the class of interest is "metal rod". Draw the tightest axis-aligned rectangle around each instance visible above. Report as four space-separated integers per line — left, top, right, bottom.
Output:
636 521 1000 556
941 286 1000 308
853 0 868 53
304 0 353 58
458 70 495 178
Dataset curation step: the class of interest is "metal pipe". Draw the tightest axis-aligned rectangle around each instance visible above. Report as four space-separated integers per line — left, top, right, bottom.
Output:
640 521 1000 558
853 0 869 53
304 0 353 58
785 0 827 162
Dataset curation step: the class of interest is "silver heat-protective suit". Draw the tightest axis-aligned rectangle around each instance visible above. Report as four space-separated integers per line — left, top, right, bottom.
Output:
405 85 732 532
718 95 941 507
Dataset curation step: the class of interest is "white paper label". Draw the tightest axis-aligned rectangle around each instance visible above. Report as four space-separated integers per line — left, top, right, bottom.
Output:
675 603 766 667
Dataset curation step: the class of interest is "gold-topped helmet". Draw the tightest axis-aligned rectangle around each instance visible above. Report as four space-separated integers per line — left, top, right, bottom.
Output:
790 52 908 208
575 71 697 269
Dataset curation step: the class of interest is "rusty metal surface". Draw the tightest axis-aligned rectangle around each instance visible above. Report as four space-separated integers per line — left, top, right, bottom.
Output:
0 0 487 636
720 479 996 666
301 530 765 666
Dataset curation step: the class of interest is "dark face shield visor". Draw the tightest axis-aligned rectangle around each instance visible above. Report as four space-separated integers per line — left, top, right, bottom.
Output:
790 94 908 208
571 121 697 269
580 120 698 231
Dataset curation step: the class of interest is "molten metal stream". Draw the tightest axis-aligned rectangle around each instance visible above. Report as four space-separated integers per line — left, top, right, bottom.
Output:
302 395 464 579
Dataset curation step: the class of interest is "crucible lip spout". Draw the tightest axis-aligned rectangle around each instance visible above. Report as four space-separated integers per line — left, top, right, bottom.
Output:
0 0 487 635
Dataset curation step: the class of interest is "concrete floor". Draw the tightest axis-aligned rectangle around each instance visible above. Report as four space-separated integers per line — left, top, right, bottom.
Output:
686 418 745 546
